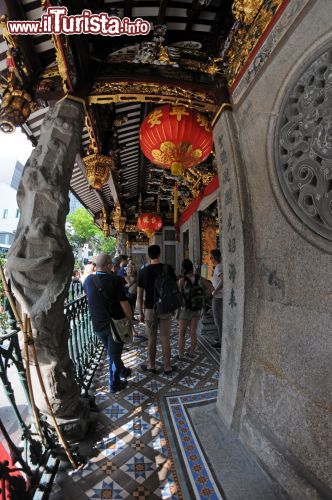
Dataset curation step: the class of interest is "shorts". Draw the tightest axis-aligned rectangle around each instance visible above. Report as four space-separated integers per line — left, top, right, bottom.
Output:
145 308 171 336
178 308 201 321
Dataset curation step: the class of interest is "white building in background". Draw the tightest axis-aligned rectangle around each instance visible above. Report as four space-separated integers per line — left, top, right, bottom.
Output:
0 182 19 253
69 192 82 213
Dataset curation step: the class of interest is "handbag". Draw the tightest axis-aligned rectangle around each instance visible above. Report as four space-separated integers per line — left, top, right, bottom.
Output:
110 317 133 344
92 275 133 344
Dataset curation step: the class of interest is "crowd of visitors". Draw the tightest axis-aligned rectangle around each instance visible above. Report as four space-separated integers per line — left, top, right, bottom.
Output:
80 245 223 394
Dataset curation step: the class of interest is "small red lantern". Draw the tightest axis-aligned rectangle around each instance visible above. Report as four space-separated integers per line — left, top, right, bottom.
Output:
137 213 163 239
140 104 213 176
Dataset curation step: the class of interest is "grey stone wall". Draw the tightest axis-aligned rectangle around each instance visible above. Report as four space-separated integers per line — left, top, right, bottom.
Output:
214 1 332 498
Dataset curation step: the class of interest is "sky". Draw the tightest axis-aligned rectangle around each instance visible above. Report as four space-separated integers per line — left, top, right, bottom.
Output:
0 128 33 184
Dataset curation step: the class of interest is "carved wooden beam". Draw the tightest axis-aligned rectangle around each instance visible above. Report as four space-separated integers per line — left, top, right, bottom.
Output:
0 0 42 82
89 74 229 116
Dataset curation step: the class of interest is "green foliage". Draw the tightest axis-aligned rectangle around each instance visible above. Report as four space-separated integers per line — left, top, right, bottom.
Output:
66 207 116 257
99 235 116 254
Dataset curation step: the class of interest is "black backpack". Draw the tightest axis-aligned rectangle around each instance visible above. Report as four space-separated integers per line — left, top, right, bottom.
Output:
183 275 204 311
154 264 182 315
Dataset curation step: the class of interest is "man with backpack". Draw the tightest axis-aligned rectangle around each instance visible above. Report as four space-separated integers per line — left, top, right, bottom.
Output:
177 259 211 360
137 244 180 375
83 253 133 393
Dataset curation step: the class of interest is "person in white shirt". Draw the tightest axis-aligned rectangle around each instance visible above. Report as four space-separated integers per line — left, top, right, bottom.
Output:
210 249 223 349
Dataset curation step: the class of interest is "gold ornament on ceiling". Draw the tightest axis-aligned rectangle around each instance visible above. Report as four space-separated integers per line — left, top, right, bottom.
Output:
232 0 264 25
112 204 126 232
102 208 110 238
83 153 113 190
0 89 35 133
89 82 217 113
225 0 283 85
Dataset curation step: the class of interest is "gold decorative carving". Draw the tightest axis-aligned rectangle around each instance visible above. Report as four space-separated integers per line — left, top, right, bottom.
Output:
52 35 69 92
89 82 217 113
0 89 35 133
124 224 137 233
101 207 110 237
83 153 113 190
41 65 60 79
224 0 283 86
0 15 16 50
158 46 173 64
107 47 223 76
232 0 264 25
180 57 223 76
112 204 126 232
85 112 99 154
0 15 30 91
182 167 215 197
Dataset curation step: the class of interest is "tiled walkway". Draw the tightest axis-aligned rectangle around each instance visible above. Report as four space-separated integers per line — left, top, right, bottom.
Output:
51 319 221 499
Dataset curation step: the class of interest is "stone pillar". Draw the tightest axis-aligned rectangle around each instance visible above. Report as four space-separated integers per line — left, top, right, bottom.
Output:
6 99 89 440
116 232 127 255
212 2 332 496
213 110 255 430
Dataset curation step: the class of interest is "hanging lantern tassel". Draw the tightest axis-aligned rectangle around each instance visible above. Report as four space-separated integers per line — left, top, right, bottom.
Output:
174 182 178 225
174 183 180 242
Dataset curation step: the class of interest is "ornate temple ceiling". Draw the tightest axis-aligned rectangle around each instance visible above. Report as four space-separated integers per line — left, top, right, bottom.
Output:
0 0 284 233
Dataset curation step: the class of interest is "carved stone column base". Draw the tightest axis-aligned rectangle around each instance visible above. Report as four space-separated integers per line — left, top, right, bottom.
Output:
44 399 90 442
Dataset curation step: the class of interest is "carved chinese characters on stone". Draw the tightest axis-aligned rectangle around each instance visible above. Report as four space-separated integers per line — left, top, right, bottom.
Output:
229 288 237 308
227 213 235 232
229 263 236 283
276 46 332 240
219 132 238 310
228 238 236 253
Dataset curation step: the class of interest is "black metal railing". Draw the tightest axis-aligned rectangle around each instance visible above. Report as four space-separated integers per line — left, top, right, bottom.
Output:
65 281 102 396
0 280 102 499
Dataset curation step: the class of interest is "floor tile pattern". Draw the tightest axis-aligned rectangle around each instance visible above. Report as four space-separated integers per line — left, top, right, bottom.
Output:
161 389 223 500
50 320 221 499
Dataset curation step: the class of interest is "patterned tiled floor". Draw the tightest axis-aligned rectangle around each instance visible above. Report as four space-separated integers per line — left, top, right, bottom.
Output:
50 320 221 499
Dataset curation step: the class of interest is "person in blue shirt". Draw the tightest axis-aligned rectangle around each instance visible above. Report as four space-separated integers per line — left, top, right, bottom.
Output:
83 253 132 393
116 254 129 279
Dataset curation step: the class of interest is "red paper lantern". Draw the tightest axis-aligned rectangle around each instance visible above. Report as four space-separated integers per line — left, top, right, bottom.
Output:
140 104 213 176
137 213 163 239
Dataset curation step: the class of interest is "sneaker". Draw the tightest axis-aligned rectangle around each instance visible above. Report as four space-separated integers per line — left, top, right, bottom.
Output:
121 367 132 379
141 364 157 374
110 380 128 393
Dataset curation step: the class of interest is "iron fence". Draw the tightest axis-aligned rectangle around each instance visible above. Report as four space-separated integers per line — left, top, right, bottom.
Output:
0 281 102 499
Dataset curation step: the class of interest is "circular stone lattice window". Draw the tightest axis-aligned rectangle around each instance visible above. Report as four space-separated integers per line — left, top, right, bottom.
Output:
275 46 332 241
